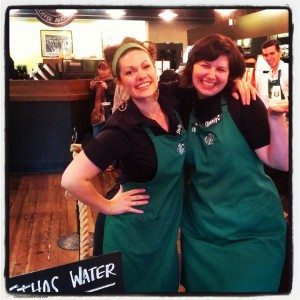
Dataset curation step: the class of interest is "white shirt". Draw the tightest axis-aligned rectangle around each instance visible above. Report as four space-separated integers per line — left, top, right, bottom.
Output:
255 59 289 107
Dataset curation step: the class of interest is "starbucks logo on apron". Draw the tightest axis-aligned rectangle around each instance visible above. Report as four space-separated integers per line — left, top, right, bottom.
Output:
204 133 215 145
271 85 281 100
176 124 183 135
177 143 185 155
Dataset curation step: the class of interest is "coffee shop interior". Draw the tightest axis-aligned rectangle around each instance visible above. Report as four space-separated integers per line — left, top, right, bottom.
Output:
6 6 291 293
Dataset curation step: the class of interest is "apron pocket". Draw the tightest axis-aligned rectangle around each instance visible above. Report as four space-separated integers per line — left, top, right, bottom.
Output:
238 195 285 234
128 217 174 254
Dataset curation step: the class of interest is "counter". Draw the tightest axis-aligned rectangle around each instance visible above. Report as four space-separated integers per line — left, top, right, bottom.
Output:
9 79 91 101
8 79 92 173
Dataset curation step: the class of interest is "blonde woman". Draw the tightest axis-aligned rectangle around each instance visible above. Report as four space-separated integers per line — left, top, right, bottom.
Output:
62 38 186 292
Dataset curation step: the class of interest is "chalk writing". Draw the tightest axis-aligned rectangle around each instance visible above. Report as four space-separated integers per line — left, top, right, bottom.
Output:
69 263 116 287
7 252 123 294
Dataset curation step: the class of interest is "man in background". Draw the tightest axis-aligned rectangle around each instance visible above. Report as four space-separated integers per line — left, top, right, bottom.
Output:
255 39 289 107
256 39 290 293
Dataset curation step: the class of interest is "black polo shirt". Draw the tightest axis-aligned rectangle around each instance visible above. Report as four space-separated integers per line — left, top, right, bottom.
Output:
84 88 183 184
84 82 269 184
175 85 270 150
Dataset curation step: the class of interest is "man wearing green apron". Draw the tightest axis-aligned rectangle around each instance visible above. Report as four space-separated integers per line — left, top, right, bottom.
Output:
268 70 285 101
256 38 289 106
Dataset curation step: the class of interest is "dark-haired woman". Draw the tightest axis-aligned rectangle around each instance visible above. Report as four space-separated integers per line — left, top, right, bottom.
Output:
89 60 115 137
179 34 288 292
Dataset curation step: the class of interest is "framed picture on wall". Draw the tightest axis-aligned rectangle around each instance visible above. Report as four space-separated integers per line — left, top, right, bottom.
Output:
40 30 73 57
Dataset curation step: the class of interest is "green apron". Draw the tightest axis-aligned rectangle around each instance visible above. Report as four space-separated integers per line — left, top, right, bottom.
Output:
181 96 286 292
268 69 285 100
103 123 186 292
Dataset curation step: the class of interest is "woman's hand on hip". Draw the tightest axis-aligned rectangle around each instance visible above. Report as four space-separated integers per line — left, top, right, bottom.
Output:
108 189 150 215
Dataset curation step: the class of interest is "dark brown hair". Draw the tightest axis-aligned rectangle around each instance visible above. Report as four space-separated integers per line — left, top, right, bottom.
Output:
103 37 157 79
180 34 245 91
261 39 281 52
97 60 109 70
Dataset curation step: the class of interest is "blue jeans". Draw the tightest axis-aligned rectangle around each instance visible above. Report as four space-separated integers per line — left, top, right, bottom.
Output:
92 123 104 138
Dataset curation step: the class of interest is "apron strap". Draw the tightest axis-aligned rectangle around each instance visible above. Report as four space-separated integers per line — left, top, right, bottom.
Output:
268 69 285 99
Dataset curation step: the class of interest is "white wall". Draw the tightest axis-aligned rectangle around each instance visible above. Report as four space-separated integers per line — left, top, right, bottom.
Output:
9 17 148 72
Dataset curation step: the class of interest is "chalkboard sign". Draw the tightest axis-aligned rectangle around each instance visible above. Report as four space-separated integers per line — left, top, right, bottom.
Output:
7 252 123 294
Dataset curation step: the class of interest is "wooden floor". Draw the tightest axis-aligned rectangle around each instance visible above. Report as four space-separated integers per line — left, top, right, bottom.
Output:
8 170 118 278
7 169 291 292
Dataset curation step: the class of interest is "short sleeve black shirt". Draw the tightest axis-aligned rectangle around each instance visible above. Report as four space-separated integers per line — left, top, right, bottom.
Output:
84 88 182 184
84 82 270 184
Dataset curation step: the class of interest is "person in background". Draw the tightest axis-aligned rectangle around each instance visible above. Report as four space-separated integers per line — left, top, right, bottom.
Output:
255 39 290 292
159 69 179 83
255 39 289 107
179 34 288 292
254 39 289 205
8 56 18 79
89 60 116 137
242 53 257 87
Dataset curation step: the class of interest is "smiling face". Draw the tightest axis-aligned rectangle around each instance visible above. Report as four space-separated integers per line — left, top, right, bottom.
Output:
262 45 281 69
117 49 158 101
192 54 230 98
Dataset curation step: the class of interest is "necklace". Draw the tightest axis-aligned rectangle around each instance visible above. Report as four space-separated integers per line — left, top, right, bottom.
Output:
138 89 160 118
143 104 169 131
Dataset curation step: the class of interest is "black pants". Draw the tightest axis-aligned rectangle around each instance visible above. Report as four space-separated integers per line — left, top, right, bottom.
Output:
93 181 120 256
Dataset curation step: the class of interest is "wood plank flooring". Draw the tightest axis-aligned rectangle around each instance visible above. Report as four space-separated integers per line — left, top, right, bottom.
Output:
8 171 118 278
7 170 291 293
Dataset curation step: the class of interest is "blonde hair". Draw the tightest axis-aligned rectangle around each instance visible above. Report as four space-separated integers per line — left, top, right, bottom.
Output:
104 37 157 79
112 83 129 112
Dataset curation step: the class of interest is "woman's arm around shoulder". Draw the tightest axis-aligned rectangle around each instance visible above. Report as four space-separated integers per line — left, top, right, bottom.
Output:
231 78 257 104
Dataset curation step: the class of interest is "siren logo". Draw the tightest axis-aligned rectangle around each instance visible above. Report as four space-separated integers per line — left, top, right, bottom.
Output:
177 143 185 155
35 9 75 27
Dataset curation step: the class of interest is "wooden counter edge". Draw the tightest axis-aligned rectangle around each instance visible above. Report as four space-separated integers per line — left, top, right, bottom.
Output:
9 79 91 102
9 94 90 102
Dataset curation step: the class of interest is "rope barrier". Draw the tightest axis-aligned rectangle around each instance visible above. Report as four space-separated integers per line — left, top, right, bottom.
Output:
77 201 91 260
69 143 92 260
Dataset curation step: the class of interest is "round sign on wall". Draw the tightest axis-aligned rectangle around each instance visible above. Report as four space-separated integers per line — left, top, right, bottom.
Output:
35 9 75 27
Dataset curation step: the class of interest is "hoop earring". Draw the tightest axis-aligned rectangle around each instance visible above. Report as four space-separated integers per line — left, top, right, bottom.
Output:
118 101 128 112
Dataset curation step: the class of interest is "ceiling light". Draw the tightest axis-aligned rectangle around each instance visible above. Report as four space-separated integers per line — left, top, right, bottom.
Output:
106 9 126 19
56 9 78 17
228 18 235 26
214 9 236 17
158 10 178 22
